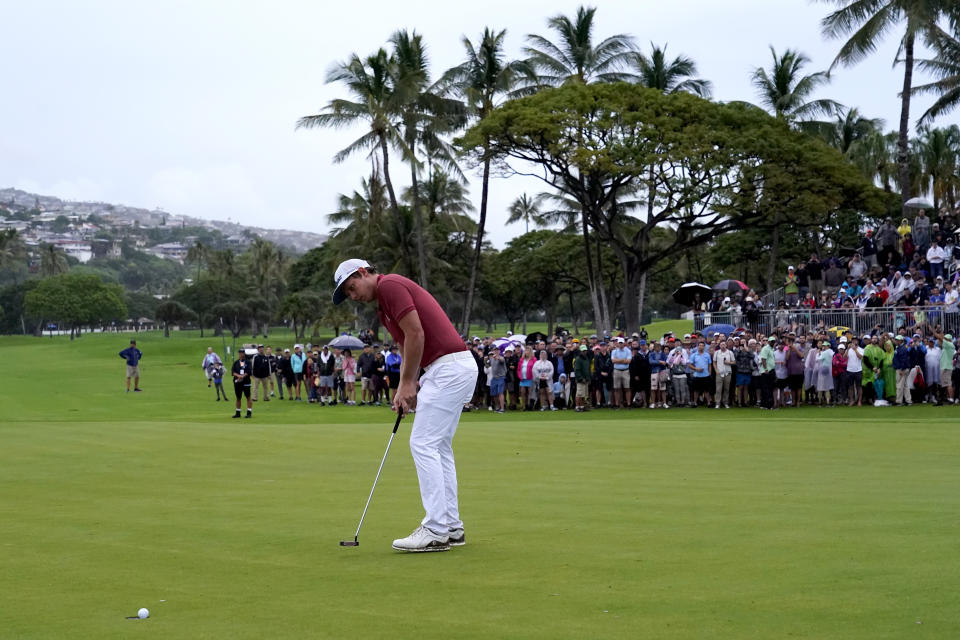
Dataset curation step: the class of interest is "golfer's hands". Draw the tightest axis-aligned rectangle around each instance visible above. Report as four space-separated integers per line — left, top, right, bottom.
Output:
393 381 418 414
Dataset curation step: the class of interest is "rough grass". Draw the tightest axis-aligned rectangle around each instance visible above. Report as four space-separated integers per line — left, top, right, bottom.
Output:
1 330 957 639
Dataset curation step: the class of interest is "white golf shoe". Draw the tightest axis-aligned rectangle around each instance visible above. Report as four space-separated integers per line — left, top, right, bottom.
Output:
447 527 465 546
391 525 450 552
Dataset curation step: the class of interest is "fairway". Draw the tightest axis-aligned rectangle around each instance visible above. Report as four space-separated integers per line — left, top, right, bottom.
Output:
2 333 959 639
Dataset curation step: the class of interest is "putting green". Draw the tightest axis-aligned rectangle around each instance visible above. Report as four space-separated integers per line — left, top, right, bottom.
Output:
1 332 958 639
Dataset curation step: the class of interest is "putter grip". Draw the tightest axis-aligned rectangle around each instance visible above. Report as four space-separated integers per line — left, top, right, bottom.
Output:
392 410 403 434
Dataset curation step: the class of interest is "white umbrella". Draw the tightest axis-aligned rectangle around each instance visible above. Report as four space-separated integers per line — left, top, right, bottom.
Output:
905 197 934 209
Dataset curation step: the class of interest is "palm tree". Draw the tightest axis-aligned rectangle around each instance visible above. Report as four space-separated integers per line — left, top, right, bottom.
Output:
913 24 960 123
522 6 635 331
443 27 526 335
817 0 960 212
522 5 636 86
389 29 467 291
849 129 900 190
297 48 414 275
913 124 960 209
329 169 389 250
629 43 712 96
820 107 886 155
185 240 206 284
0 229 26 283
506 193 547 233
39 244 68 277
414 168 475 222
751 46 842 126
751 46 843 291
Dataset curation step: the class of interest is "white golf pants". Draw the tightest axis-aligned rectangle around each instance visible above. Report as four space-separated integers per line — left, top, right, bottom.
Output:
411 353 478 535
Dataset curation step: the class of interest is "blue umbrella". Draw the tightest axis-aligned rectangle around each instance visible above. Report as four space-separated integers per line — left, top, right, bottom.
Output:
328 335 365 349
703 323 736 338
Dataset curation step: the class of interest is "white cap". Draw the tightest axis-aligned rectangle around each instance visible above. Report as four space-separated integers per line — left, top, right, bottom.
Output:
838 336 847 343
838 344 846 350
616 337 625 343
332 258 371 304
723 296 730 302
788 265 795 270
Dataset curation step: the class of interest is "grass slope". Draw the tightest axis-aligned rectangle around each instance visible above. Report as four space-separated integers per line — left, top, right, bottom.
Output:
1 331 957 639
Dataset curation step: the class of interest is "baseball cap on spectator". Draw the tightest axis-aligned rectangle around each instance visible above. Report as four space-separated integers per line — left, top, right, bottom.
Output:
284 348 290 353
767 335 776 341
572 338 580 343
505 345 514 351
639 339 647 345
723 296 730 302
839 336 847 343
589 334 598 339
683 333 691 339
616 337 625 343
579 345 588 351
894 335 904 341
788 265 794 271
822 341 831 347
945 333 954 341
838 344 846 350
592 345 601 351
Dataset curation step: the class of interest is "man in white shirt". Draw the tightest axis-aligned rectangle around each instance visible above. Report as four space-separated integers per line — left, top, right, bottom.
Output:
944 282 959 313
712 341 735 409
927 240 947 280
845 338 864 406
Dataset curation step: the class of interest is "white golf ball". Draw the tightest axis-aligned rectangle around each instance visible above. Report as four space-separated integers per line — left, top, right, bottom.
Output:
138 608 149 619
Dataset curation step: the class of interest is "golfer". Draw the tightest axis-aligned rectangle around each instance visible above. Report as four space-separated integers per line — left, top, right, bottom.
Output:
119 339 143 393
333 259 478 552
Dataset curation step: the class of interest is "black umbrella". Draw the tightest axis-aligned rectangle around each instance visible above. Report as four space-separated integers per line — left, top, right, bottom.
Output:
672 282 714 307
713 279 749 294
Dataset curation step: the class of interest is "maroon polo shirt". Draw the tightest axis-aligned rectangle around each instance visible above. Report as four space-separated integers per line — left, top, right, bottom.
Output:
376 274 464 369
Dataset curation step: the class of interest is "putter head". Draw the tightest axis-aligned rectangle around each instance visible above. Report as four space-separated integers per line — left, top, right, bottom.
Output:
340 540 359 547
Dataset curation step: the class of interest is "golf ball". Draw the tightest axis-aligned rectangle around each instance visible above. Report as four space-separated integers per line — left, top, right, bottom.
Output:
138 608 149 619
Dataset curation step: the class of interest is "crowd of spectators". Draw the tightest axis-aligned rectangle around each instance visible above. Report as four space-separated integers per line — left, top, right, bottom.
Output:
697 211 960 320
466 324 959 412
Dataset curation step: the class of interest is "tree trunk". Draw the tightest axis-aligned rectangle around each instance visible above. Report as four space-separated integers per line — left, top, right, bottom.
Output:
765 214 781 292
461 156 491 337
379 135 414 276
522 311 527 335
545 304 554 339
637 270 647 329
595 231 611 331
580 209 604 333
409 157 429 290
897 32 914 215
164 322 170 338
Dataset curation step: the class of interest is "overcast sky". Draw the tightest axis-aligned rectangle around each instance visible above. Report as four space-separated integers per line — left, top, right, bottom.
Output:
0 1 944 247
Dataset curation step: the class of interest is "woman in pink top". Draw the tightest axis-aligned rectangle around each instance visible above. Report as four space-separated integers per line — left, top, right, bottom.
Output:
342 349 357 405
517 345 537 411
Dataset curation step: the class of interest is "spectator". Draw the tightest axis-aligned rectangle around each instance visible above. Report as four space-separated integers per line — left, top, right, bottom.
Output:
824 260 846 295
796 261 810 297
785 335 805 406
759 336 777 409
290 345 306 401
488 348 507 413
610 337 632 409
265 346 280 399
211 361 226 401
713 340 735 409
631 340 651 407
733 338 754 407
897 217 912 241
533 350 556 411
202 347 222 388
342 348 357 405
845 337 864 406
927 239 947 280
688 340 713 407
892 335 912 405
935 330 956 404
648 342 668 408
593 343 613 408
816 340 835 406
504 345 520 410
924 336 941 404
231 349 253 419
517 345 536 411
860 229 878 269
914 209 932 255
279 348 295 400
784 266 799 306
317 345 335 405
573 345 591 412
806 255 824 296
119 339 143 393
848 254 866 280
357 344 377 405
252 345 271 402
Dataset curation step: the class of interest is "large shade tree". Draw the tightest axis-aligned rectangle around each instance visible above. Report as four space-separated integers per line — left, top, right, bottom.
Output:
461 82 885 332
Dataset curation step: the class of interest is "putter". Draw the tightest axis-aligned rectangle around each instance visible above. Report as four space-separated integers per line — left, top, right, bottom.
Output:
340 410 404 547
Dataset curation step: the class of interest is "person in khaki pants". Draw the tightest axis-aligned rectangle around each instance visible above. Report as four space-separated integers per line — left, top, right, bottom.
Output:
251 345 272 402
713 340 735 409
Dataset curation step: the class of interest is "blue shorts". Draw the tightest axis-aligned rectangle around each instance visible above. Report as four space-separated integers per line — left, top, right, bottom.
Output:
490 377 505 396
519 379 533 388
736 373 752 386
